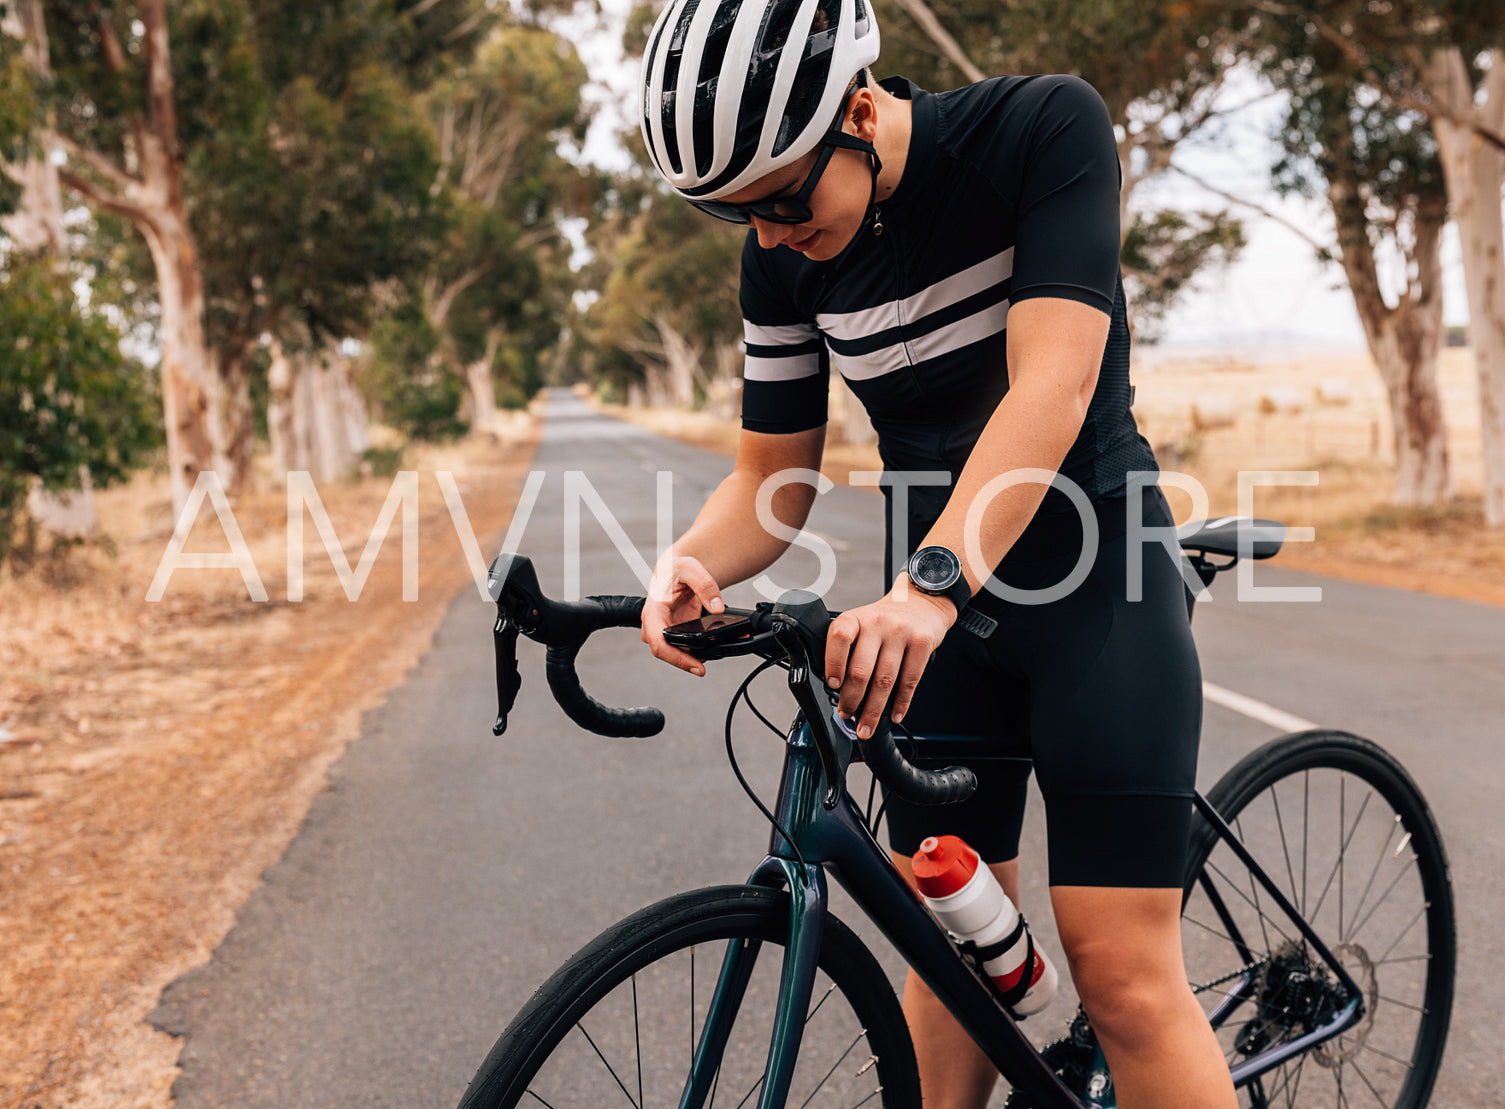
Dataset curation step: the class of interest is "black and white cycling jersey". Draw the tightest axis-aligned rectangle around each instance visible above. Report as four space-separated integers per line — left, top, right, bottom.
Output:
738 74 1155 532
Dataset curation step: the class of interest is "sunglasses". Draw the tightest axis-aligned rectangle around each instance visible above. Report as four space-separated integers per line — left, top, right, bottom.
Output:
687 143 840 226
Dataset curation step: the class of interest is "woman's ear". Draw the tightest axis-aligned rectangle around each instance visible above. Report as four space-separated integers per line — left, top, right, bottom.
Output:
846 86 879 142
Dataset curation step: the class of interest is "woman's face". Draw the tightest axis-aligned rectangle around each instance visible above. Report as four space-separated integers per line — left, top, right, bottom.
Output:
717 99 877 262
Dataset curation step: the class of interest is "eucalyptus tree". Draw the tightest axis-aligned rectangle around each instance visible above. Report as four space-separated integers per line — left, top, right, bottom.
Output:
1249 4 1453 505
1247 0 1505 522
402 18 597 436
872 0 1250 334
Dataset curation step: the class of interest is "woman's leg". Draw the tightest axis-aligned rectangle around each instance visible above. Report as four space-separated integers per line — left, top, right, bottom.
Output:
1051 885 1235 1109
891 851 1020 1109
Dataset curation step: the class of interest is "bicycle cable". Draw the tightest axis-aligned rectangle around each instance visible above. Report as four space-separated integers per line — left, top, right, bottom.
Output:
725 656 809 873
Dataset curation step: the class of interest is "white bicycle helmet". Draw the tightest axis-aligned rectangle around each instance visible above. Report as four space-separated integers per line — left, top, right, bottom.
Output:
640 0 881 200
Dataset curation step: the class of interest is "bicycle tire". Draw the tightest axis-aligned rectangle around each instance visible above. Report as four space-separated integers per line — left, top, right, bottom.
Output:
1182 730 1455 1109
457 884 922 1109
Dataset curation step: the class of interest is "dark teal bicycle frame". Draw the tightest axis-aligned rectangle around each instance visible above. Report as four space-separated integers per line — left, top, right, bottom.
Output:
675 697 1368 1109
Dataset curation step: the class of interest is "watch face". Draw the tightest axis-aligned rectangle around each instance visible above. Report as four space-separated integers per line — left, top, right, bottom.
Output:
911 547 960 591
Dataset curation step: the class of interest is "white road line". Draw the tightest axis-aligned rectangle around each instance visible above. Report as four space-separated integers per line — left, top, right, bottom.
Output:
1203 681 1319 733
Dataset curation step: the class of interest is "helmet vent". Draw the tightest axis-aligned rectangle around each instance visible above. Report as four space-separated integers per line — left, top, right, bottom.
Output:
774 0 842 157
693 0 744 177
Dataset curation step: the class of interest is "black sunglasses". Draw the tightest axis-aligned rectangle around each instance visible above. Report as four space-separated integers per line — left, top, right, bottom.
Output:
688 142 840 226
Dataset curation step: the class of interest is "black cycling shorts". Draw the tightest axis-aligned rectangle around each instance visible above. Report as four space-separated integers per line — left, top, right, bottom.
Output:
882 488 1202 889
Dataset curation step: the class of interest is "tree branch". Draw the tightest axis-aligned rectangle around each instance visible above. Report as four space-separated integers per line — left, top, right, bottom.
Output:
890 0 985 84
57 166 151 227
1168 161 1333 256
141 0 181 165
53 133 139 199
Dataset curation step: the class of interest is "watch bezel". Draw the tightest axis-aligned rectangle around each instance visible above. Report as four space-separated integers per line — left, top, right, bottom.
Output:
907 545 963 595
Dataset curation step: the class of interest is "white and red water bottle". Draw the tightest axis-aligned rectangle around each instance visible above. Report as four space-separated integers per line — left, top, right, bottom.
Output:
912 834 1059 1016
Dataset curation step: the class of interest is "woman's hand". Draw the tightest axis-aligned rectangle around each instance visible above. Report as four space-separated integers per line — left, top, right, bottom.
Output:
642 554 725 677
825 580 957 738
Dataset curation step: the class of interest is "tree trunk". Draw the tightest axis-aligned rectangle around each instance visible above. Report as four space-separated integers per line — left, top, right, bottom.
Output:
139 216 217 512
464 329 503 436
206 345 256 493
1429 47 1505 525
1 1 65 257
654 315 701 408
268 338 370 484
1328 162 1451 506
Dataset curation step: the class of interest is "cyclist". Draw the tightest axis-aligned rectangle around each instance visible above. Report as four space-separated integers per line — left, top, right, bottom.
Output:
637 1 1236 1106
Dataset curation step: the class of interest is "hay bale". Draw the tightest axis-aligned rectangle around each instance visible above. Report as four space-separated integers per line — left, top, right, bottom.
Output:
1315 378 1351 406
1190 393 1237 430
1258 386 1305 415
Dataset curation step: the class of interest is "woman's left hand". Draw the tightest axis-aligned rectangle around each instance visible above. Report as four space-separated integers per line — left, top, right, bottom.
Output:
824 582 958 739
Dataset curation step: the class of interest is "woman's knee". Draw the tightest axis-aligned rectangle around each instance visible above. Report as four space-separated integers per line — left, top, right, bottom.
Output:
1051 886 1190 1048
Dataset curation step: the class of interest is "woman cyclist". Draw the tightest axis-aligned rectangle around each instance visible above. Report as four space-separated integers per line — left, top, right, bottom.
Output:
637 1 1236 1106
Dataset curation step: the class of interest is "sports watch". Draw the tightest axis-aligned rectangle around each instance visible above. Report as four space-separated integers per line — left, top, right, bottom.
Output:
905 545 972 611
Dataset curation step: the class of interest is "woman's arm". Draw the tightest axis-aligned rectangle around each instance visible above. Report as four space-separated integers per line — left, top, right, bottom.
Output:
642 424 826 675
824 296 1109 735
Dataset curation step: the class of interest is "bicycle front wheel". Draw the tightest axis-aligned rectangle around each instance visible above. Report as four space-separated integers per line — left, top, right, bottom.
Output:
458 884 921 1109
1182 730 1455 1109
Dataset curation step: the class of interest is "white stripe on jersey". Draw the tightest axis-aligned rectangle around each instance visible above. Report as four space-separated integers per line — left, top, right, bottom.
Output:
745 352 822 381
744 320 819 347
815 247 1014 341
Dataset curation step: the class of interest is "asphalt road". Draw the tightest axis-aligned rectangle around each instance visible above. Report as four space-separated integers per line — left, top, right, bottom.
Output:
152 390 1504 1107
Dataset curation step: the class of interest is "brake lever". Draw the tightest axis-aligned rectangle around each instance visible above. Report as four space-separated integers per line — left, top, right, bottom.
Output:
492 611 522 736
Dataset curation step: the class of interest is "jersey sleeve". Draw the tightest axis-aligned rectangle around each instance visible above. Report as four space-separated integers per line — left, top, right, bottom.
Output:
738 233 830 434
1006 76 1121 316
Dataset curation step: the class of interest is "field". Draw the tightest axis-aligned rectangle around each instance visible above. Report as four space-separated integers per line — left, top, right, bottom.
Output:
606 346 1505 608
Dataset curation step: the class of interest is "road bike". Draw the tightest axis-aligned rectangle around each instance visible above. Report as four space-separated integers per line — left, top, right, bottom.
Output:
457 516 1455 1109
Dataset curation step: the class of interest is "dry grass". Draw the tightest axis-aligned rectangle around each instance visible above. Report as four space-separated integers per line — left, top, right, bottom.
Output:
0 428 540 1109
595 346 1505 610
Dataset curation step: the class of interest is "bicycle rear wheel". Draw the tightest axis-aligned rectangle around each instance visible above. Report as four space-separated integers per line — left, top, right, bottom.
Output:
458 884 921 1109
1182 730 1455 1109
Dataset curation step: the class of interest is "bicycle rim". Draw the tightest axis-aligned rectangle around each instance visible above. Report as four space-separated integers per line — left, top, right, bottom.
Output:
1182 731 1455 1109
458 885 921 1109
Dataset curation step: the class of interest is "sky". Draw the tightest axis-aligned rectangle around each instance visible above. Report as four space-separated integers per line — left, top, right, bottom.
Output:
554 0 1473 352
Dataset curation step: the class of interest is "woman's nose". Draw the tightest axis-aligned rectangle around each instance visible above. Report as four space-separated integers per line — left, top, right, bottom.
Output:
750 215 789 250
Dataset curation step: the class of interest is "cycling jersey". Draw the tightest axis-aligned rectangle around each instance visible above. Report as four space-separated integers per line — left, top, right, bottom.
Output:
738 73 1157 532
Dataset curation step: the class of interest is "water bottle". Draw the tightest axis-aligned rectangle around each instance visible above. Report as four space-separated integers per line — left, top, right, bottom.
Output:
911 834 1059 1016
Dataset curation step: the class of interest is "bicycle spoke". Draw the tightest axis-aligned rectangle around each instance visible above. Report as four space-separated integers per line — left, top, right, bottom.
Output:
732 1071 764 1109
632 975 644 1109
1374 952 1430 967
525 1088 563 1109
1206 860 1297 947
1359 1040 1416 1070
851 1088 883 1109
1346 852 1421 944
1309 782 1372 928
1344 815 1404 943
1376 903 1427 965
795 1033 866 1109
576 1020 641 1109
1302 770 1310 917
1269 783 1299 912
1235 815 1274 956
1349 1056 1393 1107
1183 910 1240 947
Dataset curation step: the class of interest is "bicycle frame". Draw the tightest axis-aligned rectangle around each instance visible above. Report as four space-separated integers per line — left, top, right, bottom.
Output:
678 712 1369 1109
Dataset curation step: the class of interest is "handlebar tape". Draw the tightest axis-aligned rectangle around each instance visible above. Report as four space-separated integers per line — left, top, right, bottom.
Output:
862 719 977 805
543 595 666 738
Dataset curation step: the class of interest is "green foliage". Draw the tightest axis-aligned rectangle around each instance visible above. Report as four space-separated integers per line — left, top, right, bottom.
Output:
0 30 39 217
1121 209 1246 340
0 254 158 562
364 297 468 440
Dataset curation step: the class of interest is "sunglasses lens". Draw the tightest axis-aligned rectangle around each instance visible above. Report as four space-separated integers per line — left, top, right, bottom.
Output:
689 200 752 224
